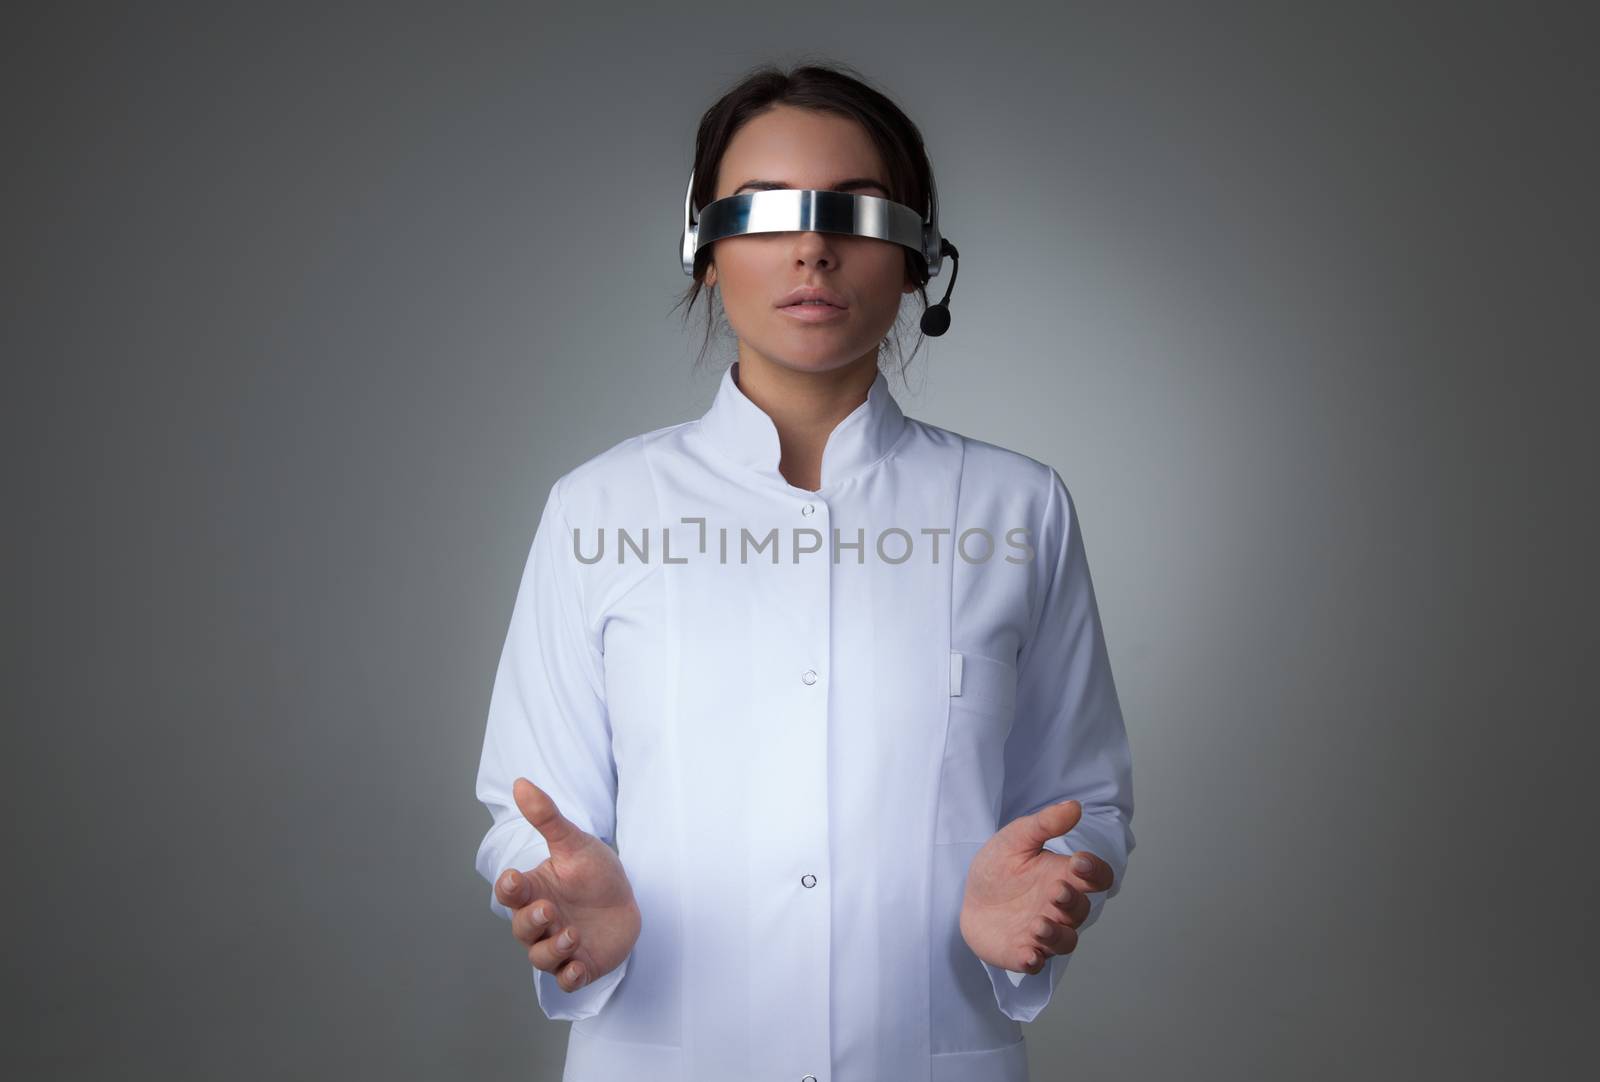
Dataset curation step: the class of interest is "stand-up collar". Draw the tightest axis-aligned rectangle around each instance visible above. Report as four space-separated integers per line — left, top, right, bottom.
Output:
696 361 909 491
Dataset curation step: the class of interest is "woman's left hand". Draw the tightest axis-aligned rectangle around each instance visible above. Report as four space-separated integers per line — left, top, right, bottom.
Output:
958 799 1114 975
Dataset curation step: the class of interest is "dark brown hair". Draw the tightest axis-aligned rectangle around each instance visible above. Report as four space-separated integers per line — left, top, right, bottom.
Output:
671 59 942 383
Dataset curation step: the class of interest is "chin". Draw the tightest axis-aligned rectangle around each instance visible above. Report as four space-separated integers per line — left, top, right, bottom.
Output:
754 348 869 376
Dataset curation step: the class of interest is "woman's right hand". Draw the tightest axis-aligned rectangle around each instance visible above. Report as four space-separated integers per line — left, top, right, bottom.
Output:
494 777 641 993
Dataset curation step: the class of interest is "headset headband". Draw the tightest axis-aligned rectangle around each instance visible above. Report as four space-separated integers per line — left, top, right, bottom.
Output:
679 168 947 277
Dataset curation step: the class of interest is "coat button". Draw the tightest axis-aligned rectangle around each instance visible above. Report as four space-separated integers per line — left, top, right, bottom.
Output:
801 669 818 685
801 502 816 516
801 874 817 888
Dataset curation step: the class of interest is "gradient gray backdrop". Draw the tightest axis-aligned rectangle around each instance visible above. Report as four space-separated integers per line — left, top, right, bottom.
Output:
7 3 1594 1079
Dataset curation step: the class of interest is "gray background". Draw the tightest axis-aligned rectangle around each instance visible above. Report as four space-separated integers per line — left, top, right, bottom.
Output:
6 2 1594 1079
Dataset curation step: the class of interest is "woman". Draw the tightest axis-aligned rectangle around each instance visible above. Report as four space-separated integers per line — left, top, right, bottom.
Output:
473 62 1135 1082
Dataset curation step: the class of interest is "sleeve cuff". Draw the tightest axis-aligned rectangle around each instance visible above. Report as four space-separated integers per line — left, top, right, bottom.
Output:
533 953 629 1021
981 948 1072 1023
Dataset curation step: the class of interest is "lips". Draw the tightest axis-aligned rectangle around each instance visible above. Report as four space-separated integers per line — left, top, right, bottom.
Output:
778 285 848 309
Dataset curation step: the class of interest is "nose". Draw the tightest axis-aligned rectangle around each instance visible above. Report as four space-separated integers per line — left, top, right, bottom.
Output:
793 230 835 268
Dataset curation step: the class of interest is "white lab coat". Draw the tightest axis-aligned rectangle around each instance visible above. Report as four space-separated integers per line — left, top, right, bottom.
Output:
474 361 1135 1082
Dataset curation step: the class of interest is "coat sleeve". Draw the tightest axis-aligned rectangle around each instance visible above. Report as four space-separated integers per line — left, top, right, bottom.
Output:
473 475 629 1021
981 466 1136 1023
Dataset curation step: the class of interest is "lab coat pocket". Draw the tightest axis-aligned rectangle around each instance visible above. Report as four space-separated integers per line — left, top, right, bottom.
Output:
935 651 1017 845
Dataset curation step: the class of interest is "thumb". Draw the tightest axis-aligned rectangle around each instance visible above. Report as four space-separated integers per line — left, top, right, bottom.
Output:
512 777 589 854
1013 798 1082 851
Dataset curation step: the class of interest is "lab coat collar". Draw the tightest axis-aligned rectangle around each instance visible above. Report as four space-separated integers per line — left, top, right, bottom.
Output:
698 360 909 490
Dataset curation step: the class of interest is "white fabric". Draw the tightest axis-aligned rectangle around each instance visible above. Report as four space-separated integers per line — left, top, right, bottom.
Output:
474 361 1135 1081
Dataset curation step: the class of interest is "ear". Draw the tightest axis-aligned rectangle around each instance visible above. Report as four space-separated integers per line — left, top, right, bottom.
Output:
705 261 717 289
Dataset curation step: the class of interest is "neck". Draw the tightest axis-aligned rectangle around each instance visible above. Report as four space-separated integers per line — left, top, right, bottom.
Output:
733 346 880 492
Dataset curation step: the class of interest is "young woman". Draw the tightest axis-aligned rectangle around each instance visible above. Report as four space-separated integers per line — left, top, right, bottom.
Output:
474 62 1135 1082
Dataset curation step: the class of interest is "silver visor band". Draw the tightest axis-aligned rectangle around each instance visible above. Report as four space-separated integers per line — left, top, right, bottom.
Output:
679 167 946 278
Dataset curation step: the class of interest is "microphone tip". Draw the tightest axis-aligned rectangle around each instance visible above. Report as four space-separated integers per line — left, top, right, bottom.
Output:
920 304 951 337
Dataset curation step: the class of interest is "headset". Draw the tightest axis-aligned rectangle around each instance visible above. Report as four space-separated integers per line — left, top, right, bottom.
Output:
678 167 962 336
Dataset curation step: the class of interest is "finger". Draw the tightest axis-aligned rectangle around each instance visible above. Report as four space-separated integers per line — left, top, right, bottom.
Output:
1016 938 1050 976
1045 879 1091 928
495 868 529 909
512 897 559 946
532 933 591 993
1028 916 1079 962
512 777 587 853
529 920 583 976
554 957 589 993
1067 849 1114 893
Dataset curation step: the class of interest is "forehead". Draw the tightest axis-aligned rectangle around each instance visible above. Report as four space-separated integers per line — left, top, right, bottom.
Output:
714 106 888 196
